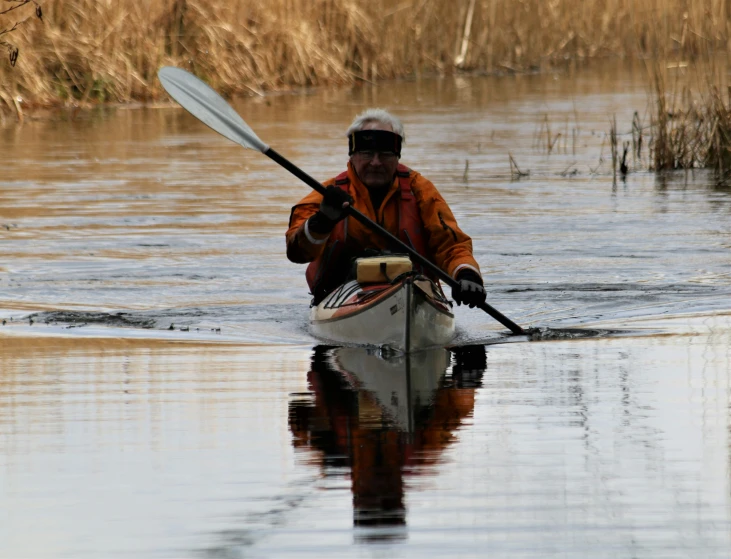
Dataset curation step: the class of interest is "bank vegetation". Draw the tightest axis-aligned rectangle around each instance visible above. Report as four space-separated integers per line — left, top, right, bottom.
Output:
645 58 731 177
1 0 730 118
3 0 731 179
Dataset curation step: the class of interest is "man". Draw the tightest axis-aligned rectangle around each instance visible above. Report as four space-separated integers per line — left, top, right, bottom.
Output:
285 108 486 308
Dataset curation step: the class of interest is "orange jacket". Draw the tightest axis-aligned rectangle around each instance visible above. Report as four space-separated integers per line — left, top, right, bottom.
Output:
286 162 481 284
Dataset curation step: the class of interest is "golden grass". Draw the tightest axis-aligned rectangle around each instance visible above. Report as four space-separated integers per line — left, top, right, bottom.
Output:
607 6 731 177
646 56 731 176
1 0 730 118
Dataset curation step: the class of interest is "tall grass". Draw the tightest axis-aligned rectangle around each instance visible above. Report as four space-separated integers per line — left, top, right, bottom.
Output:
647 54 731 176
1 0 730 117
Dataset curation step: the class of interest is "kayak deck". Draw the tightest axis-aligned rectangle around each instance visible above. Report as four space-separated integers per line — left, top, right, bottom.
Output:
310 274 455 353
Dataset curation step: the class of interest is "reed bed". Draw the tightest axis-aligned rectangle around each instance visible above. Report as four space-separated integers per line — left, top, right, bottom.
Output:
645 57 731 177
591 6 731 181
1 0 730 118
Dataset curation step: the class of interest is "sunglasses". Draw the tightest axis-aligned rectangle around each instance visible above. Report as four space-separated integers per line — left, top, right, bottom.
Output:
356 151 399 162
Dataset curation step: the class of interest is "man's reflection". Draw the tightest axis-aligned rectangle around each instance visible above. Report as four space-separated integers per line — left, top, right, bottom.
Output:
289 344 487 536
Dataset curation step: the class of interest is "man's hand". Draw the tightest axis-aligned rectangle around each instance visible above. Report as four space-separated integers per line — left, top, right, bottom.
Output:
452 269 486 308
308 186 354 234
319 186 353 221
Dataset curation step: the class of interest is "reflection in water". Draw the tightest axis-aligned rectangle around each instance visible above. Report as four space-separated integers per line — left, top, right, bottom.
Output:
289 344 487 539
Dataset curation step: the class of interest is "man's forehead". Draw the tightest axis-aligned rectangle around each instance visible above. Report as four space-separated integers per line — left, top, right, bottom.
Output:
361 121 393 132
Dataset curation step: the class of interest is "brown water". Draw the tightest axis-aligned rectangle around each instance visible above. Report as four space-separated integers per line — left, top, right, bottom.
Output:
2 62 731 557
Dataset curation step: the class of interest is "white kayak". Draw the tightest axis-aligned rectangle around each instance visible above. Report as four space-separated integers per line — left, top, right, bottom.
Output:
310 271 455 353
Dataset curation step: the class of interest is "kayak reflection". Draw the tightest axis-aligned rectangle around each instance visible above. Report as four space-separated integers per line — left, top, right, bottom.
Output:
289 344 487 536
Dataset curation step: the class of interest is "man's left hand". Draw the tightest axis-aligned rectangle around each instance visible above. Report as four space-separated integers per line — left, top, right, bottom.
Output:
452 270 486 308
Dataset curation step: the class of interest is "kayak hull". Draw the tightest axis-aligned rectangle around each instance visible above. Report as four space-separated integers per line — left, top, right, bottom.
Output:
310 276 455 353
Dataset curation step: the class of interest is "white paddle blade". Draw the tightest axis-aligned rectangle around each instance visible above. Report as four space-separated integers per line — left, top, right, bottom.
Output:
157 66 269 153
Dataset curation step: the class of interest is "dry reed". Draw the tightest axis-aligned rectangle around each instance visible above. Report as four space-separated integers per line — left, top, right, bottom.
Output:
615 4 731 179
647 56 731 176
1 0 731 118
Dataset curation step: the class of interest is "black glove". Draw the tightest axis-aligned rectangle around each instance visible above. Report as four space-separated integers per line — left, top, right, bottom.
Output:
308 186 354 234
452 269 486 308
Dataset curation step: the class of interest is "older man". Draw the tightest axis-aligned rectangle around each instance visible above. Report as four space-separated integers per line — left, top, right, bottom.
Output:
285 108 486 307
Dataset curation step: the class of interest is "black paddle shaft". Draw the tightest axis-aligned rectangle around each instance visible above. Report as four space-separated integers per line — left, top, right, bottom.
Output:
266 148 525 335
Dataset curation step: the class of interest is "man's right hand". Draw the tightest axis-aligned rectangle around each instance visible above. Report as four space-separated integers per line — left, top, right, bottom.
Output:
308 186 353 234
319 186 353 221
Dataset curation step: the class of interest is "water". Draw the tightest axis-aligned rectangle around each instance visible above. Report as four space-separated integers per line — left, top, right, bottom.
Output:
1 62 730 557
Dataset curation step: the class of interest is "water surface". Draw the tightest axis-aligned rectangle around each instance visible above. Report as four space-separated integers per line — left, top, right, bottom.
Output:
1 62 730 557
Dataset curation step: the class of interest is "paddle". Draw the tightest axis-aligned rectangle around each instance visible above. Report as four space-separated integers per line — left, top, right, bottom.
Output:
157 66 526 335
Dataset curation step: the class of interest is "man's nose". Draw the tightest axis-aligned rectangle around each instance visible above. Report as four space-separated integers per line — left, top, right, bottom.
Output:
370 153 383 164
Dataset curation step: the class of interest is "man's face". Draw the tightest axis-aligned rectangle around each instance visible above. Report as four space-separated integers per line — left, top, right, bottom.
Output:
350 122 400 190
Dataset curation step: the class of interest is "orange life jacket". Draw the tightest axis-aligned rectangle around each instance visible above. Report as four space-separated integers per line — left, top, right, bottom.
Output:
305 164 430 301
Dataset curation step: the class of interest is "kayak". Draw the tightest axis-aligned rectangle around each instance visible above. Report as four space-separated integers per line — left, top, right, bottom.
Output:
309 256 455 353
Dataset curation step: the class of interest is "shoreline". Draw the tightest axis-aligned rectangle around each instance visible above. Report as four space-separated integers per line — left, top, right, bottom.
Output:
1 57 630 125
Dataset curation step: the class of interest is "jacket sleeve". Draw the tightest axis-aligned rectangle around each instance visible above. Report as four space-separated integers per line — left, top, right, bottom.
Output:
413 175 482 279
285 189 328 264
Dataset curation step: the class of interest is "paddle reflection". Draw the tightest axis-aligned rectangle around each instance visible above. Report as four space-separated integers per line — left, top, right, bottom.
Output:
289 344 487 538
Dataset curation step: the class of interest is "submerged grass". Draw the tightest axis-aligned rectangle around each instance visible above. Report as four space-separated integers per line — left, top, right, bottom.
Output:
1 0 730 117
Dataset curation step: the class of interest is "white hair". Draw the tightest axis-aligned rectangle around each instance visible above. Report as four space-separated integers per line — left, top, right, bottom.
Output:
345 108 406 142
